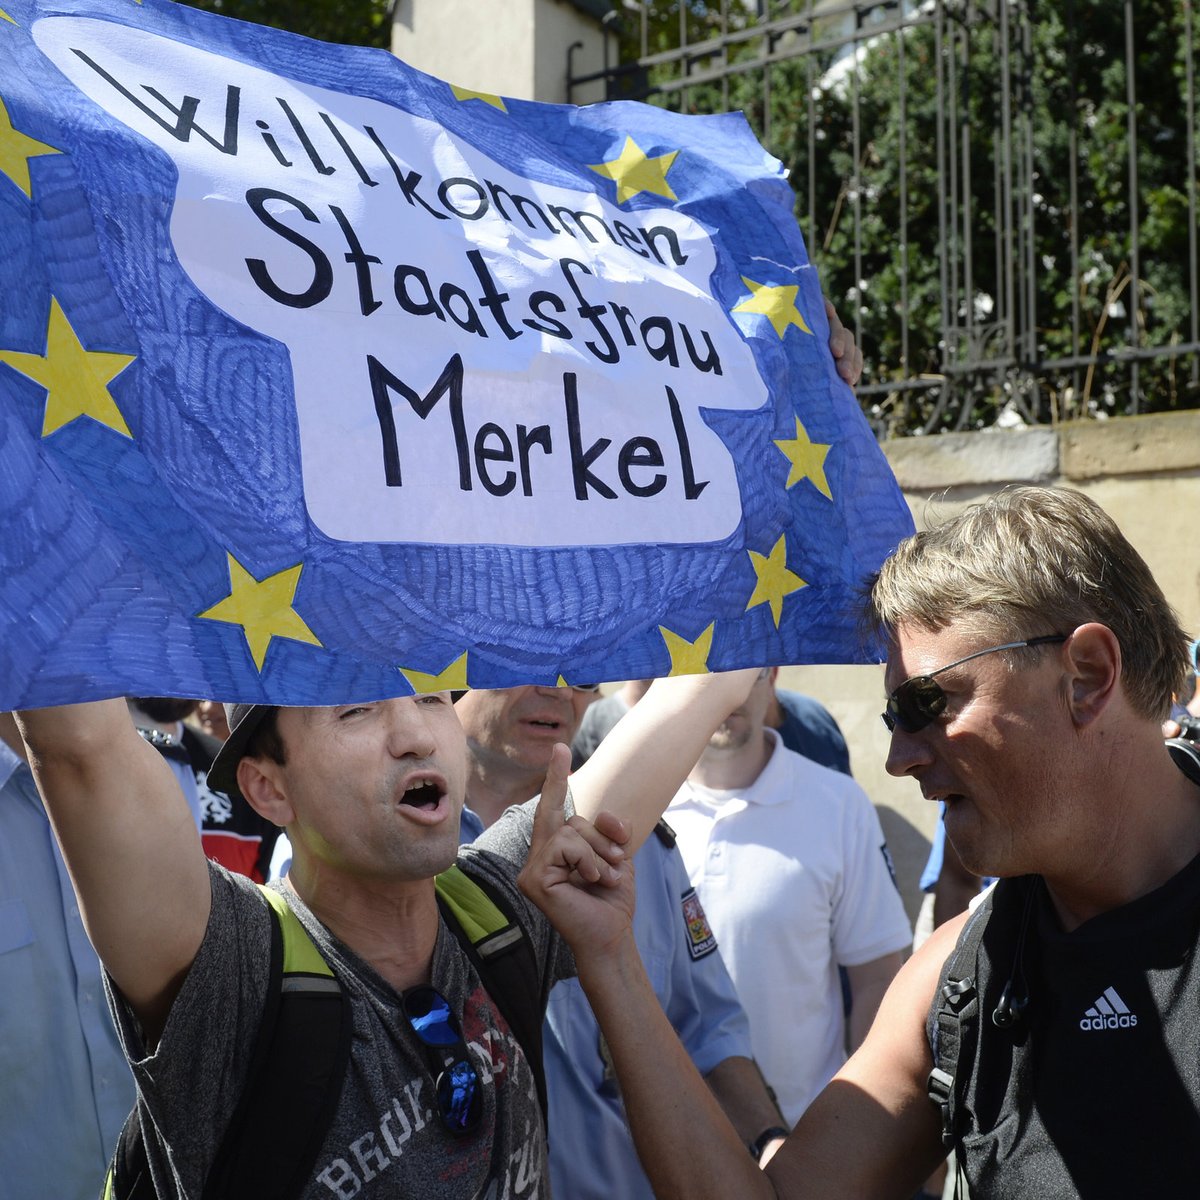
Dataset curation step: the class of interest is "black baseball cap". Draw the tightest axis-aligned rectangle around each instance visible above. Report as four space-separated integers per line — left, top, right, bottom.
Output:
206 703 277 799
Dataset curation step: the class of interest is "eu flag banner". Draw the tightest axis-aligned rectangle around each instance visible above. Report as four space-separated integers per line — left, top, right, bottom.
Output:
0 0 914 707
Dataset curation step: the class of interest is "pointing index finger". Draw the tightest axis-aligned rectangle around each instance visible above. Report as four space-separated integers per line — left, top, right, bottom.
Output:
531 741 571 842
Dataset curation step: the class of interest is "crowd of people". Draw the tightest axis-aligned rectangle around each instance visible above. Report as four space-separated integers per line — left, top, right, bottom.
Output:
5 483 1200 1200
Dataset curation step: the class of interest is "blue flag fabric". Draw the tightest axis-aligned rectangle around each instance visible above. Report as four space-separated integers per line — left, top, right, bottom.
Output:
0 0 913 706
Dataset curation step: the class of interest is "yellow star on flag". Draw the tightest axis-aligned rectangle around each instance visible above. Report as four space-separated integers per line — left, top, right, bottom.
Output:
450 85 507 112
589 136 678 205
556 674 601 690
0 298 135 438
774 417 832 498
659 622 714 677
0 10 16 24
0 96 61 198
732 278 813 339
401 652 469 694
198 555 321 672
746 535 807 628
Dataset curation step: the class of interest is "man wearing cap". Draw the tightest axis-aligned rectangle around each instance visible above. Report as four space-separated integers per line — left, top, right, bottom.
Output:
455 683 787 1198
15 671 756 1199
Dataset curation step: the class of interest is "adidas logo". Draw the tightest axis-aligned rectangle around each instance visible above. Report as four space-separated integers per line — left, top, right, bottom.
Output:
1078 986 1139 1031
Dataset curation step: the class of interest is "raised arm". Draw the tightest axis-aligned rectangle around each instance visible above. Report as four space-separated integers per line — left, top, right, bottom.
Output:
15 700 212 1041
566 669 757 853
521 784 961 1199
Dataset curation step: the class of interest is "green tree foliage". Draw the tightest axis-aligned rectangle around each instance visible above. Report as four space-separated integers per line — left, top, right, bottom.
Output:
618 1 1200 433
176 0 392 49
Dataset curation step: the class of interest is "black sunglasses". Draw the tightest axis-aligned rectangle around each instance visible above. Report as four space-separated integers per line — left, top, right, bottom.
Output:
402 985 482 1135
881 634 1067 734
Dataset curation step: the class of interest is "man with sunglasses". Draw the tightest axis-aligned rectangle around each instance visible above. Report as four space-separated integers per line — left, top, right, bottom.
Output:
455 682 786 1199
522 486 1200 1198
12 669 758 1200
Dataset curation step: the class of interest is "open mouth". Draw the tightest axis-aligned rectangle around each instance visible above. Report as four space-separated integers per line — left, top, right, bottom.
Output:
924 788 965 805
399 780 443 810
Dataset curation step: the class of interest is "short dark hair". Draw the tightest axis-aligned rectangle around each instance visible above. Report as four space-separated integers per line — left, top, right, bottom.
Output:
243 706 286 768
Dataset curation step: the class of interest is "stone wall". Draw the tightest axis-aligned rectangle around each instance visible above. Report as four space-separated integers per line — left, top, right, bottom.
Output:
779 411 1200 924
390 0 613 104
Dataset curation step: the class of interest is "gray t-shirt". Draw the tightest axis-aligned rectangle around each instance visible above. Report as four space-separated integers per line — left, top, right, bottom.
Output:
107 798 571 1198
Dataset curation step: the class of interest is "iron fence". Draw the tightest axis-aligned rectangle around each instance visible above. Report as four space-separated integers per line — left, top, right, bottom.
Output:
571 1 1200 435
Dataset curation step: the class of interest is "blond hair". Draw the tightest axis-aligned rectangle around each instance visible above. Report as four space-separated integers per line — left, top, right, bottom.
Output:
865 486 1190 720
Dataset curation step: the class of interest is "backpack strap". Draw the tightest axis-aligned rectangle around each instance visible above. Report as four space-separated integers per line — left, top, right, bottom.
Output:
101 1107 154 1200
202 887 350 1200
103 870 542 1198
926 888 996 1149
435 865 548 1123
101 885 351 1200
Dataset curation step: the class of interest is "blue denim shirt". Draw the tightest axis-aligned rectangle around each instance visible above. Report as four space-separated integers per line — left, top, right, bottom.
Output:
0 740 136 1199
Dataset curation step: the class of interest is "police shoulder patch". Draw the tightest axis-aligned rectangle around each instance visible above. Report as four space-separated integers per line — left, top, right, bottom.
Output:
681 886 718 960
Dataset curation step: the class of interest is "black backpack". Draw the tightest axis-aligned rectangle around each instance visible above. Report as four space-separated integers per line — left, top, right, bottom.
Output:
102 867 546 1200
926 876 1038 1153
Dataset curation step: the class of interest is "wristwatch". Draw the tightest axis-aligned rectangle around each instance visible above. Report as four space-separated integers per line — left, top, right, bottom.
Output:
749 1125 789 1161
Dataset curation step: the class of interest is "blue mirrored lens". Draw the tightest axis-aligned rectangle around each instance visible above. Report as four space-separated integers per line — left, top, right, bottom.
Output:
438 1060 480 1131
406 990 459 1047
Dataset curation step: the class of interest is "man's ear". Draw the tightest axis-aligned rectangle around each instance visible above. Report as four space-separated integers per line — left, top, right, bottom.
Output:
1062 622 1122 728
236 755 294 827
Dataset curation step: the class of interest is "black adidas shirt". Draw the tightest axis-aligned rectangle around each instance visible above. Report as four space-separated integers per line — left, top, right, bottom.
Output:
950 851 1200 1197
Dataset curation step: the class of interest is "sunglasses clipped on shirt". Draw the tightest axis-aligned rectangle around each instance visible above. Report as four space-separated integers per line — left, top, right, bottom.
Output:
881 634 1067 734
402 985 483 1135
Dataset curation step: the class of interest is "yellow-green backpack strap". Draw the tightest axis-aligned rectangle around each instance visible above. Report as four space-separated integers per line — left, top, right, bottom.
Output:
435 864 524 956
101 885 347 1200
435 864 547 1120
256 885 337 986
201 887 348 1197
